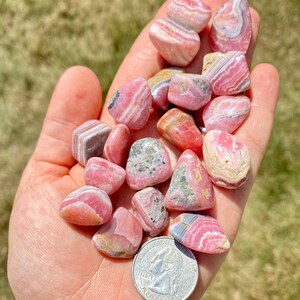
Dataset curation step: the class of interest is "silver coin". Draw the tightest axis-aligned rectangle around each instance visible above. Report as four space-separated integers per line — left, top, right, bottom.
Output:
132 236 198 300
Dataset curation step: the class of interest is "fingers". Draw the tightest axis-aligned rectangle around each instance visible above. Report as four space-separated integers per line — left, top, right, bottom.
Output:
32 66 102 176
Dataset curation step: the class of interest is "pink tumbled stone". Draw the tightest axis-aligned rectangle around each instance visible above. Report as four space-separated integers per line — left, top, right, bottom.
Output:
103 124 132 167
126 138 173 190
168 0 212 33
169 213 230 254
84 157 126 195
149 18 200 67
203 51 250 95
203 95 251 133
168 74 212 110
165 150 215 211
203 130 251 189
148 68 184 112
132 187 168 237
72 120 112 166
92 207 143 258
108 77 152 130
209 0 252 53
59 186 112 226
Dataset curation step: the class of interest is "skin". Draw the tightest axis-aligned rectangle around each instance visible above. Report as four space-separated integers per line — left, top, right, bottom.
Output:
8 1 279 299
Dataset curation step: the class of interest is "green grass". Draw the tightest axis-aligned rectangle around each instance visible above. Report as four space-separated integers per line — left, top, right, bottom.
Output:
0 0 299 299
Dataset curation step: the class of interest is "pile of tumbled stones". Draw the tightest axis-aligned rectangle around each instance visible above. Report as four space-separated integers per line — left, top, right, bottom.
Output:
59 0 253 258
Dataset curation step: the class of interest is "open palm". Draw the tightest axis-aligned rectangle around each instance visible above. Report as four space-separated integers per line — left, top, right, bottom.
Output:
8 1 279 299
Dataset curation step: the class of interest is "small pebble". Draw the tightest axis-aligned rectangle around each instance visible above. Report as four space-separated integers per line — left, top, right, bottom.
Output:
92 207 143 258
132 187 168 237
84 157 126 195
108 77 152 130
169 213 230 254
149 18 200 67
168 73 212 111
72 120 112 166
165 150 215 211
59 186 112 226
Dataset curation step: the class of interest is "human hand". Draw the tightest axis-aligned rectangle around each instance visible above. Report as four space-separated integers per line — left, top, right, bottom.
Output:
8 1 279 299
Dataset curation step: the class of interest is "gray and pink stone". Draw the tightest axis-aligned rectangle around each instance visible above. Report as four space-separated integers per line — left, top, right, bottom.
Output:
168 74 212 111
103 124 132 167
149 18 200 67
108 77 152 130
165 150 215 211
168 0 212 33
169 213 230 254
84 157 126 195
126 138 173 190
203 130 251 189
203 95 251 133
59 186 112 226
72 120 112 166
209 0 252 53
202 51 250 95
92 207 143 258
132 187 168 237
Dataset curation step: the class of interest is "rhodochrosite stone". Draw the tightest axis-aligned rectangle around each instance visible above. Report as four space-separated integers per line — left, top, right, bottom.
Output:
59 186 112 226
72 120 112 166
168 74 212 111
202 51 250 95
167 0 212 33
148 68 184 112
203 130 251 189
92 207 143 258
126 138 172 190
203 95 251 133
209 0 252 53
149 18 200 67
157 108 203 153
165 150 215 211
103 124 132 167
169 213 230 254
108 77 152 130
84 157 126 195
132 187 168 237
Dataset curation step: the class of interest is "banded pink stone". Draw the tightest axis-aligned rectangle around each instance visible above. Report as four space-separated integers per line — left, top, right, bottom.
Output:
209 0 252 53
108 77 152 130
72 120 112 166
168 74 212 111
126 138 172 190
103 124 132 167
84 157 126 195
132 187 168 237
148 68 184 112
203 130 251 189
168 0 212 33
92 207 143 258
169 213 230 254
165 150 215 211
203 51 250 95
59 186 112 226
203 95 251 133
149 18 200 67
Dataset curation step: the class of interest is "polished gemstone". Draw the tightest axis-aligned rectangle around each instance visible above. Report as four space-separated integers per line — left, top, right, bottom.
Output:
132 187 168 237
126 138 173 190
149 18 200 67
203 130 251 189
165 150 215 211
108 77 152 130
72 120 112 166
92 207 143 258
59 186 112 226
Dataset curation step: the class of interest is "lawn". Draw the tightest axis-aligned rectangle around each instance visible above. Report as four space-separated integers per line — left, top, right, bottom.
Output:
0 0 299 299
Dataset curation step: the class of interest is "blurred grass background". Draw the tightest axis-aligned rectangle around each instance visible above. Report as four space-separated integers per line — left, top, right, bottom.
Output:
0 0 299 299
